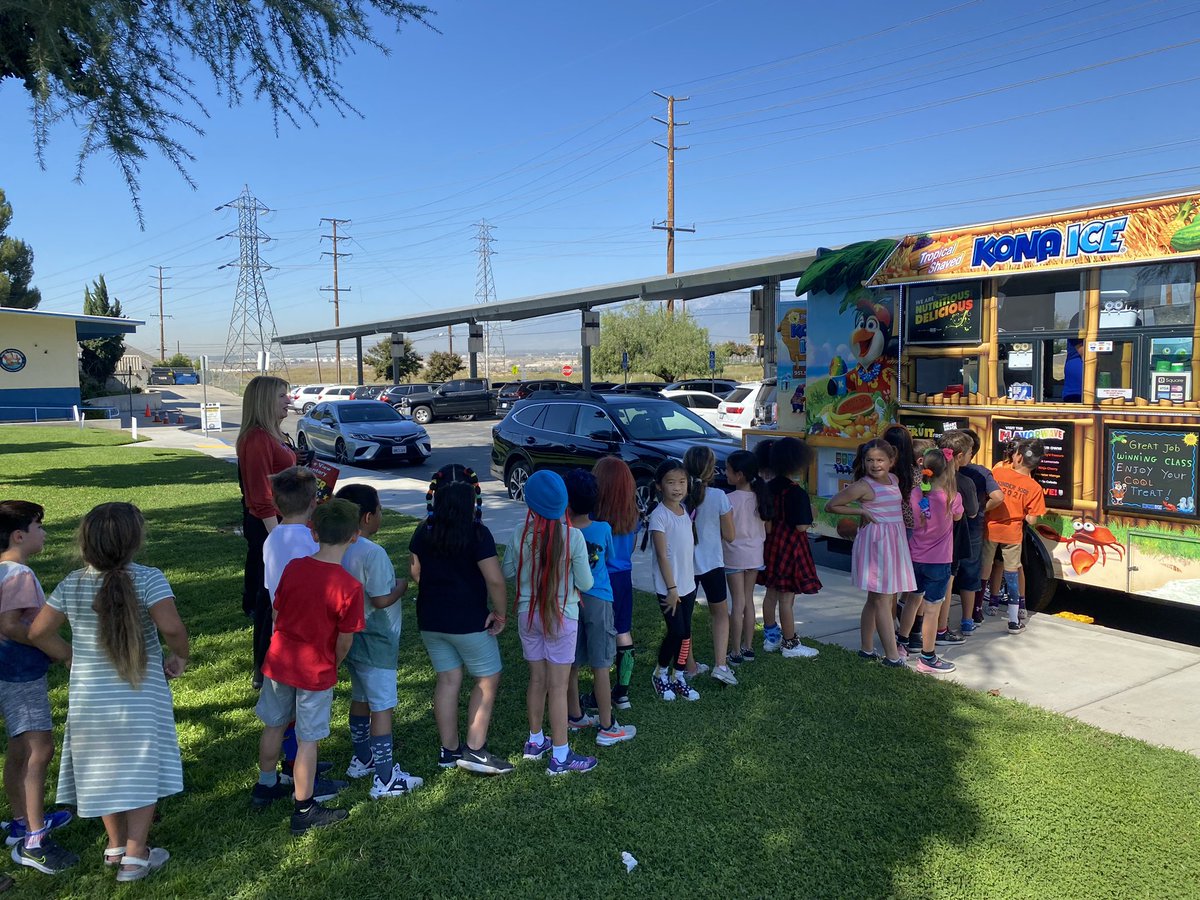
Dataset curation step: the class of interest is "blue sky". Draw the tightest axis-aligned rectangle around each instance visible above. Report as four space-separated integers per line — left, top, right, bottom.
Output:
2 0 1200 359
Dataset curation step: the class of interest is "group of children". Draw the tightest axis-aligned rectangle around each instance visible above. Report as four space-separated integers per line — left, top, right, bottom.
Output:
828 425 1047 673
0 421 1050 881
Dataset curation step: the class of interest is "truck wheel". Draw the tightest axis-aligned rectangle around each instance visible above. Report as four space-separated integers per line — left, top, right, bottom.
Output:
412 405 433 425
506 459 531 501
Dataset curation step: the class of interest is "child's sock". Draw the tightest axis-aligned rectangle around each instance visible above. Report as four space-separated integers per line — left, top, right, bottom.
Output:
349 714 372 765
281 724 298 764
551 744 569 764
23 825 47 850
294 798 314 815
258 769 278 787
1019 595 1027 611
1003 572 1021 623
936 629 947 639
921 652 937 662
528 730 544 745
653 665 668 679
370 733 394 783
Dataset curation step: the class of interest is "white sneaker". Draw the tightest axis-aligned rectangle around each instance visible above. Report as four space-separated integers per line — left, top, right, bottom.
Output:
345 756 373 779
652 673 676 702
369 765 423 799
672 677 700 701
711 665 738 686
686 662 710 679
781 639 819 659
763 633 782 653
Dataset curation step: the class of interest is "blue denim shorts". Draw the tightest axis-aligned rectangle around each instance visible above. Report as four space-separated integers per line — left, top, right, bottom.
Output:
912 562 952 603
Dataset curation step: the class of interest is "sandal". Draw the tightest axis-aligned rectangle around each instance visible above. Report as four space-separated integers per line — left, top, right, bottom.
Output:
103 846 126 866
115 847 169 882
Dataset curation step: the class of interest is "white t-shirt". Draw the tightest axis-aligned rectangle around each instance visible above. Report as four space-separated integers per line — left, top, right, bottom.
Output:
648 503 695 596
692 488 732 575
263 523 319 601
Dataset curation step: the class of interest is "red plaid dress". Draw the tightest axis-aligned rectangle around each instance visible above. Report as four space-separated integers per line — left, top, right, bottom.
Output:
758 480 822 594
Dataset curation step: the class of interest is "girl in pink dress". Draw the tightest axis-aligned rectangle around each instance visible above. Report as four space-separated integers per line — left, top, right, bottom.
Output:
827 439 916 667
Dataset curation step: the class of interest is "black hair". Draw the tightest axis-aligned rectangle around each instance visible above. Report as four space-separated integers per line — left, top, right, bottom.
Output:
429 480 478 557
1012 437 1045 471
769 436 812 481
882 424 916 501
726 450 772 521
753 439 777 479
683 446 715 513
334 483 380 522
564 468 598 517
0 501 44 552
640 458 692 551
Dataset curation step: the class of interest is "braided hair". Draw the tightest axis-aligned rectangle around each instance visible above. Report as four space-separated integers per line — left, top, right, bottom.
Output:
424 464 483 558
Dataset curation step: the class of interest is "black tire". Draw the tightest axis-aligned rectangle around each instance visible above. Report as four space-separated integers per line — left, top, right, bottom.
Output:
302 402 315 415
335 439 350 465
1022 523 1058 613
412 405 433 426
506 459 532 501
296 432 309 451
634 474 655 518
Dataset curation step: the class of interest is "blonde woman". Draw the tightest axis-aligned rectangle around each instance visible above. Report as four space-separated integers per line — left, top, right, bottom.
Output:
236 376 295 687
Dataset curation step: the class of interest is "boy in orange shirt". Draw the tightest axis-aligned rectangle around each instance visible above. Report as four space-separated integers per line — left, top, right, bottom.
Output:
982 438 1046 634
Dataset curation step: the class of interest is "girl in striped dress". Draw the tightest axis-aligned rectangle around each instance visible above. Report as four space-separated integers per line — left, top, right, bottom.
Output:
827 440 916 667
29 503 189 883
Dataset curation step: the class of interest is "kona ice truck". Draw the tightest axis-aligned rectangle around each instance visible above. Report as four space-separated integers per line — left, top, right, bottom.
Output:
747 189 1200 610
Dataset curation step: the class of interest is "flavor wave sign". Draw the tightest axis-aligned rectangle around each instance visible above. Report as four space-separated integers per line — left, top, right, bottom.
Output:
869 191 1200 285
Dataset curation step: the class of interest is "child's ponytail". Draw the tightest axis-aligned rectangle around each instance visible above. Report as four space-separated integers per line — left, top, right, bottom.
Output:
916 447 958 523
79 503 148 688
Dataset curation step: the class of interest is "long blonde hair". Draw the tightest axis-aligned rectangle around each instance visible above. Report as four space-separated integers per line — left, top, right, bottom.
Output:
237 375 288 452
79 503 148 688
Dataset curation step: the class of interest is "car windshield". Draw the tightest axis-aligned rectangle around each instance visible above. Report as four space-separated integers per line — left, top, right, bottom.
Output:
337 404 404 424
606 399 722 440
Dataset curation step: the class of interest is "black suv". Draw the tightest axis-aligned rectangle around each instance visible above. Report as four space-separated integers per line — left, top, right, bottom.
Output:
399 379 496 424
491 392 739 511
496 379 582 415
376 383 439 407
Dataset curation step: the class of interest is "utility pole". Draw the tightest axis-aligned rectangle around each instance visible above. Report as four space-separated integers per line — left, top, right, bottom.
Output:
448 325 454 354
652 92 695 315
320 218 352 383
150 266 172 362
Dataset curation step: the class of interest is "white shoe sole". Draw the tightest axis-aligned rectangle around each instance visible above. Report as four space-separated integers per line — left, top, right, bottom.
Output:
456 759 513 775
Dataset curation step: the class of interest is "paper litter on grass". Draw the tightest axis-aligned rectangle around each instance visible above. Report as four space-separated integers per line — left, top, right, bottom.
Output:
621 852 637 872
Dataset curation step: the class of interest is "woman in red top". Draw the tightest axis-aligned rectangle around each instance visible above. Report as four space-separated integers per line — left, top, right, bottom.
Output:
236 375 296 686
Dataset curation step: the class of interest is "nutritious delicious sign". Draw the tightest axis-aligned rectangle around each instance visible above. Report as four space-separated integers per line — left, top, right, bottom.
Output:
992 421 1074 509
1105 428 1199 519
869 191 1200 284
904 282 982 344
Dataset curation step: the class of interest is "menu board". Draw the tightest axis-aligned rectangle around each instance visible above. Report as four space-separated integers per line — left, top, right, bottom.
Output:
900 414 970 441
904 281 983 344
1105 427 1199 519
991 420 1074 509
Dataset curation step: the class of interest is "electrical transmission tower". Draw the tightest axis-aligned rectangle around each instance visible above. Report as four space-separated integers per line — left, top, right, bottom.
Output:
475 221 504 380
219 186 287 387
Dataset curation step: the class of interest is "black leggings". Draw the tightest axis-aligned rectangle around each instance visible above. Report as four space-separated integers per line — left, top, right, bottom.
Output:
656 589 697 669
242 508 273 672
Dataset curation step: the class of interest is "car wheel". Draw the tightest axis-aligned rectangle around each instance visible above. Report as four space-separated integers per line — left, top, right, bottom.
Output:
412 405 433 425
302 402 315 415
634 474 655 518
335 439 350 464
506 459 532 501
297 432 309 451
454 413 477 422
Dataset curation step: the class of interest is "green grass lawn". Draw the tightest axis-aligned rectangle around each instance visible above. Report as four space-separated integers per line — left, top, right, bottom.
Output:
2 425 1200 897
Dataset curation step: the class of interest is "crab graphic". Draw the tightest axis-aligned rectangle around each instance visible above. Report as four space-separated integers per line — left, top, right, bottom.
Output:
1036 517 1124 575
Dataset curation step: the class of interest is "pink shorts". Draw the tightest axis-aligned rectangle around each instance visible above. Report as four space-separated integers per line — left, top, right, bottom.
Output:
518 609 579 665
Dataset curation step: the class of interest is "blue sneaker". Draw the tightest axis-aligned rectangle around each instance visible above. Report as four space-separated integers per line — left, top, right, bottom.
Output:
960 619 977 634
522 737 551 760
546 750 598 776
4 810 72 847
763 625 783 653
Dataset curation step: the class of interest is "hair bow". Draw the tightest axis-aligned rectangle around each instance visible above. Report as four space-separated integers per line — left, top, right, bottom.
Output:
942 447 954 461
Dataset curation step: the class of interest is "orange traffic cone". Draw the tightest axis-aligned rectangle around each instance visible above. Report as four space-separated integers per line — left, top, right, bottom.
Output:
175 412 185 425
153 411 161 423
144 403 152 418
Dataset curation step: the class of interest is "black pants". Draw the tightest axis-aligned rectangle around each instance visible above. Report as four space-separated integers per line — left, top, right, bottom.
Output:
656 589 697 669
242 508 273 672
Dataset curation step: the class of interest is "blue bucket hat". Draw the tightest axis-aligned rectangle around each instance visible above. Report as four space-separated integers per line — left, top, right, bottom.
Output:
524 470 567 521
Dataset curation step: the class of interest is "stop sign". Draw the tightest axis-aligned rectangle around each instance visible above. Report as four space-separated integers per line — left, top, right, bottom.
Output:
562 364 573 377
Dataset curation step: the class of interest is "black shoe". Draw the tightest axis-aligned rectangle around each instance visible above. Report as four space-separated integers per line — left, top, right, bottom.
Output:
611 688 632 711
935 630 966 646
250 777 291 810
279 770 346 803
438 744 464 768
1008 621 1026 634
290 801 348 835
906 633 923 653
457 744 514 776
252 671 263 691
579 691 598 712
12 836 80 874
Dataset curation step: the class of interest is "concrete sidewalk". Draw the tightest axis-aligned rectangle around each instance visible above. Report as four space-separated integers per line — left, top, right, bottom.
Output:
128 423 1200 758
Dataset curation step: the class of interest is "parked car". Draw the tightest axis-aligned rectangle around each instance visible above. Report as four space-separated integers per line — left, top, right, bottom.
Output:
665 378 737 397
606 381 668 394
315 384 359 405
660 389 725 427
398 378 496 424
296 400 431 466
291 384 327 414
378 383 440 408
496 380 582 415
716 378 777 437
589 381 618 392
491 392 738 513
349 384 386 400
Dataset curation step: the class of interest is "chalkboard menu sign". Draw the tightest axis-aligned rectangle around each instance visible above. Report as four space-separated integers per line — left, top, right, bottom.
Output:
905 281 983 345
900 414 970 441
1105 427 1199 519
991 420 1074 509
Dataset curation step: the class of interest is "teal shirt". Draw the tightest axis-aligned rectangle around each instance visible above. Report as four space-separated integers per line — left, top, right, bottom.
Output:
341 536 400 670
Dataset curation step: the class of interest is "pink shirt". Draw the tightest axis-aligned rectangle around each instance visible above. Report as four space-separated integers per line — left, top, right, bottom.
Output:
907 488 963 564
723 490 765 569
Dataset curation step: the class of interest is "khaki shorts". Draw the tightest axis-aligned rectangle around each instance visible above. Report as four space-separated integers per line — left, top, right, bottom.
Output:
980 539 1022 572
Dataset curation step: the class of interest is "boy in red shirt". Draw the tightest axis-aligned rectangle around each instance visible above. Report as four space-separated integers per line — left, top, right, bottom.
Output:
982 439 1047 635
255 498 365 835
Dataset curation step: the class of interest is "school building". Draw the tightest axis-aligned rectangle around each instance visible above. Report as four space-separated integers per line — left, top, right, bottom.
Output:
0 308 144 421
